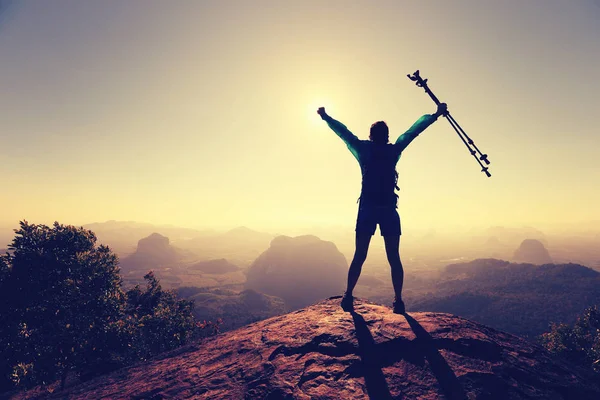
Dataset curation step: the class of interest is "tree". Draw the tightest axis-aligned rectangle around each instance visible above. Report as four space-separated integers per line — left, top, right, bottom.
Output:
0 221 125 391
540 305 600 373
0 221 220 394
125 271 199 361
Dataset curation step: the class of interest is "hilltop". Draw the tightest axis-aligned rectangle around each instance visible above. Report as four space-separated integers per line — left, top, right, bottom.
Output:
17 298 600 399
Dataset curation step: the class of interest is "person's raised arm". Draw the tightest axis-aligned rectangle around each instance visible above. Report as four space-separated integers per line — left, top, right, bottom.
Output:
395 103 447 152
317 107 361 160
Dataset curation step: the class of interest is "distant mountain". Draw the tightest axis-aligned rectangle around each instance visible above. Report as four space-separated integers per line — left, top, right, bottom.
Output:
25 299 600 399
223 226 273 241
188 258 239 274
176 287 285 332
82 220 214 256
483 226 548 246
119 233 194 272
356 274 385 288
79 221 276 269
411 258 600 337
0 225 14 250
513 238 553 264
177 226 275 267
245 235 347 309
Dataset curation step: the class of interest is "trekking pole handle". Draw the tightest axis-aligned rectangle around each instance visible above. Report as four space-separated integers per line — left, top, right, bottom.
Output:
407 70 442 105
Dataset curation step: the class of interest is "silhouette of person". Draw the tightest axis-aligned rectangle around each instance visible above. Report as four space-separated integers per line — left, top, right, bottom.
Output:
318 102 447 314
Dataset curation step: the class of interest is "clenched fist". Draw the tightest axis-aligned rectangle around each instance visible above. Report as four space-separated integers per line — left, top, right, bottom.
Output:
317 107 328 120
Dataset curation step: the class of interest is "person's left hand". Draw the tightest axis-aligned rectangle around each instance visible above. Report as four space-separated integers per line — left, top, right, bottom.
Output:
435 103 448 117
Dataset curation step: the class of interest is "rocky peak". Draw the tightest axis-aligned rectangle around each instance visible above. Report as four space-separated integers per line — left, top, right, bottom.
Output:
136 232 170 253
513 238 553 264
245 235 347 309
25 298 600 399
119 233 183 271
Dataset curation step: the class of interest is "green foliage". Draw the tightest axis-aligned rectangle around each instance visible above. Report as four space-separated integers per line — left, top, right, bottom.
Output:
0 221 219 394
125 272 199 360
540 305 600 373
176 287 285 332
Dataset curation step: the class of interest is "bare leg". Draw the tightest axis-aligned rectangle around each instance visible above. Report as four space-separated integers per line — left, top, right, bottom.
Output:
384 235 403 301
345 233 372 296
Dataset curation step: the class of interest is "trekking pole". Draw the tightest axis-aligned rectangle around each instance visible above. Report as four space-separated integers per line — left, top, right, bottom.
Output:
407 70 491 177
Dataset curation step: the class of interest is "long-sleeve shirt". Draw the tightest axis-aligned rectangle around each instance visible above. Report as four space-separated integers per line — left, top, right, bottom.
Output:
323 113 438 206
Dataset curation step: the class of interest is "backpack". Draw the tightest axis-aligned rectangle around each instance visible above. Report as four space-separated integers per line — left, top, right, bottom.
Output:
358 143 400 208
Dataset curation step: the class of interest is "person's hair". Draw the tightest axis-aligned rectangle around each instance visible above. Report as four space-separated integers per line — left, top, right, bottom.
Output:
369 121 389 144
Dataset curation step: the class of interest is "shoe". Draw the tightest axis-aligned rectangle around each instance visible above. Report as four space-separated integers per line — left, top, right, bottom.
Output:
341 293 354 312
393 298 405 314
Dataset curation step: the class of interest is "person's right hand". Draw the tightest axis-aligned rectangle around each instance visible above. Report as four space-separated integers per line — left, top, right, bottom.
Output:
317 107 328 119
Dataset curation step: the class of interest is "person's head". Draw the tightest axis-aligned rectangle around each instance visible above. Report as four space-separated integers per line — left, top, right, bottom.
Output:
369 121 389 144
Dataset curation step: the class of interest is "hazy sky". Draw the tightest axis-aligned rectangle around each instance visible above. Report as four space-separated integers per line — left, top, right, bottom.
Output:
1 0 599 234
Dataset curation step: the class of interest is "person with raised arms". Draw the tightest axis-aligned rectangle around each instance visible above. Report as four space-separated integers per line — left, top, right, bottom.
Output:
317 102 447 314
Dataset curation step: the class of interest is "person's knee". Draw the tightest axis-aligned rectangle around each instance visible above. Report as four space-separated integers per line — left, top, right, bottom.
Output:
352 252 368 265
388 254 402 268
385 247 400 260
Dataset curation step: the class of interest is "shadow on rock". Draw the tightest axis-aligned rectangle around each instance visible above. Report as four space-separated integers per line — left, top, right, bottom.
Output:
350 311 467 400
351 311 395 400
404 314 467 400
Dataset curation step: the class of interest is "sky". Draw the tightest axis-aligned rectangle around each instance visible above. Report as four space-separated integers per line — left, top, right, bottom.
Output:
1 0 599 235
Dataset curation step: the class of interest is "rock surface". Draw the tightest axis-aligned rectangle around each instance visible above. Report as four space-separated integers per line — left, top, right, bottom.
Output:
19 298 600 399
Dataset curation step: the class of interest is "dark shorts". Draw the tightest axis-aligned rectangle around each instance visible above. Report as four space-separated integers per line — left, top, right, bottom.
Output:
356 205 401 236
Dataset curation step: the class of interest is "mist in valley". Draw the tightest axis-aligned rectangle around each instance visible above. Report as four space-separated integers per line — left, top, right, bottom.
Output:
3 219 599 339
